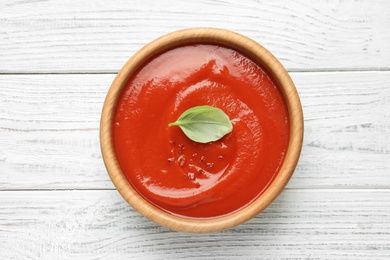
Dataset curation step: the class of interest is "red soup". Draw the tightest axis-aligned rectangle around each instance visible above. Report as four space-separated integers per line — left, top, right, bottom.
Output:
113 44 290 218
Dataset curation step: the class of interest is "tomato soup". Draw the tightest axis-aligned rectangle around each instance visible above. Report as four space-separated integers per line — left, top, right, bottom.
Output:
113 44 290 218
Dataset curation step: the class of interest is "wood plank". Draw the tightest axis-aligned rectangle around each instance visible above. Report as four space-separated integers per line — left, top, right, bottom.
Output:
0 72 389 189
0 189 389 259
290 71 390 188
0 74 115 189
1 0 389 73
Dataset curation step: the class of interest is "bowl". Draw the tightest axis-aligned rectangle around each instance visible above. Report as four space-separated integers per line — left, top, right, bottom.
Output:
100 28 303 232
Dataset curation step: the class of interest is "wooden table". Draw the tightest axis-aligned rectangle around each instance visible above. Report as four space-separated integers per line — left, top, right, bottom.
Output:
1 1 389 258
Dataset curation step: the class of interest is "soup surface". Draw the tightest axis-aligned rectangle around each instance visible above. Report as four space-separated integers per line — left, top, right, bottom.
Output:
113 44 290 218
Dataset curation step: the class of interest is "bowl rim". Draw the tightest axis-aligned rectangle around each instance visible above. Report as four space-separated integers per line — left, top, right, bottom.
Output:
100 27 304 233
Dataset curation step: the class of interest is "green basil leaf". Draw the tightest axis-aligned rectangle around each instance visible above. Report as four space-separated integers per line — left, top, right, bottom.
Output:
168 105 233 143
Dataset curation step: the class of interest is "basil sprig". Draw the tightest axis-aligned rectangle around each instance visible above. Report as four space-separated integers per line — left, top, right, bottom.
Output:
168 105 233 143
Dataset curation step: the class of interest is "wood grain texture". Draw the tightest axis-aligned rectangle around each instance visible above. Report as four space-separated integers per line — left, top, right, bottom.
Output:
290 71 390 189
0 74 114 189
1 72 389 190
1 0 390 73
0 189 389 259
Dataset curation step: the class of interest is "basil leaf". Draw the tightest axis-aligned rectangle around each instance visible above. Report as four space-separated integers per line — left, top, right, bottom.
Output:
168 105 233 143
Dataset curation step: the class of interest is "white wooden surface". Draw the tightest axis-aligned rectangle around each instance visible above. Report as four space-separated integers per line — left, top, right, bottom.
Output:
1 0 389 259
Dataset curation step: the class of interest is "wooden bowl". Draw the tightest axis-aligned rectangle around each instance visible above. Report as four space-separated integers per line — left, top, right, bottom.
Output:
100 28 303 233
